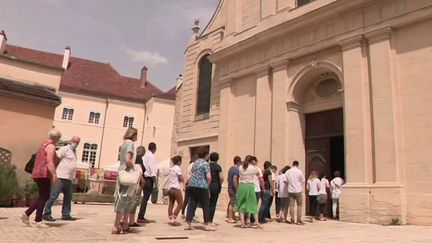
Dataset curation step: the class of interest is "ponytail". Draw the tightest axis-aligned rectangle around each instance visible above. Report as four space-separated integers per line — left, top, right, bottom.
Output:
243 155 252 170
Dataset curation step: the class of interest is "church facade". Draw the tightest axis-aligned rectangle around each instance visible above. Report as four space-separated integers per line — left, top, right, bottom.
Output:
172 0 432 225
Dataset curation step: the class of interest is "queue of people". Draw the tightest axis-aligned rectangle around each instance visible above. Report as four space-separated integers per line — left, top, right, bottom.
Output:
20 127 345 232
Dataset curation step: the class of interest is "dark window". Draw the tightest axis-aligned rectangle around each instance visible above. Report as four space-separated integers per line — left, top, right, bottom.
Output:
89 112 101 124
123 116 134 128
62 108 74 120
297 0 313 7
196 54 212 117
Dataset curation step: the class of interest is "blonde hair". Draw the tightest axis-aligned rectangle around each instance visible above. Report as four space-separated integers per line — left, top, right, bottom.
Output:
48 129 62 140
123 127 138 140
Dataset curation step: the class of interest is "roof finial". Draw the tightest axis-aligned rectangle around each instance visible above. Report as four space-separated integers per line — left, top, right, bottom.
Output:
191 18 200 37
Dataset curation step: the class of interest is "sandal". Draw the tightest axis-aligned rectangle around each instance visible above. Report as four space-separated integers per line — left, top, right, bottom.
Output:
225 219 236 224
129 223 141 227
184 225 193 230
111 227 121 234
240 224 247 228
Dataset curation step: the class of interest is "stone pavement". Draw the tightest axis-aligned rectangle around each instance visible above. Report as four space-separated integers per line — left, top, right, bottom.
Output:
1 203 431 243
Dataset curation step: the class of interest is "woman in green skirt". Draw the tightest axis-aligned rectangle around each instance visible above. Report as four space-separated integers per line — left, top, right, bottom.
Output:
236 155 262 228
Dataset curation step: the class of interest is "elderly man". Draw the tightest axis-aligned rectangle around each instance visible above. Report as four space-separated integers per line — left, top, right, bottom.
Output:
43 136 80 221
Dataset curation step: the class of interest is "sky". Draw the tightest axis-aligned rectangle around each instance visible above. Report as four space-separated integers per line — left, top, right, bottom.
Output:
0 0 219 91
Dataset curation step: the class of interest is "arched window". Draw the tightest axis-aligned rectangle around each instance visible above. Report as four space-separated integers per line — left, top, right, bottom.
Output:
196 54 212 117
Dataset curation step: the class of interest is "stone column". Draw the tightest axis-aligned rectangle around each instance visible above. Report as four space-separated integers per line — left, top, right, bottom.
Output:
338 36 373 223
270 60 289 165
364 27 405 224
254 67 272 161
218 79 234 170
339 36 373 185
365 28 401 184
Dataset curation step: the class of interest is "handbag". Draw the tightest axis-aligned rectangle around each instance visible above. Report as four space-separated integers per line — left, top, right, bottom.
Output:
118 170 141 186
24 154 36 174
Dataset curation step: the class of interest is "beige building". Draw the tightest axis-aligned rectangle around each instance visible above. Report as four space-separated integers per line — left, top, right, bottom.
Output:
0 31 62 178
0 33 175 174
54 50 175 169
173 0 432 225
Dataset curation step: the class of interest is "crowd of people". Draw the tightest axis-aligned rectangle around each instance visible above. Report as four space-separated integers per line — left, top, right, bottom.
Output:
19 127 345 233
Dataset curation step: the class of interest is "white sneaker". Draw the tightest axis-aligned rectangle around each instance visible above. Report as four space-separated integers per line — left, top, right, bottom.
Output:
19 214 30 226
33 222 50 228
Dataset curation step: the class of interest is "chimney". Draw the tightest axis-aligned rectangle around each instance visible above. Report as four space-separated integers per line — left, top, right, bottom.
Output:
0 30 7 53
140 66 148 88
176 74 183 90
62 46 71 69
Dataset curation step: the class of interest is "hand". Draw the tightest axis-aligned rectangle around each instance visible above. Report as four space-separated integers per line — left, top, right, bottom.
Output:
52 175 59 185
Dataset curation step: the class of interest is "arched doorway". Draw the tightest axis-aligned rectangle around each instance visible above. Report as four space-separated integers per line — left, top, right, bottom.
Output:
288 61 345 217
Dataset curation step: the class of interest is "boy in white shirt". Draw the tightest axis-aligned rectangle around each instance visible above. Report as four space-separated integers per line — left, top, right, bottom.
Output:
330 170 344 219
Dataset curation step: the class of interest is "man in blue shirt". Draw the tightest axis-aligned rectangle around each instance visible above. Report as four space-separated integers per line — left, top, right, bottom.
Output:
226 156 242 223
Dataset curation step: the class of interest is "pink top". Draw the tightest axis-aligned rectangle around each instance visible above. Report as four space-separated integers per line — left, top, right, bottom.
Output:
32 140 54 179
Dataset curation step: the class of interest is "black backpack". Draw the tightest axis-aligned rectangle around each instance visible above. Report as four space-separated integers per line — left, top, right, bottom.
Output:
24 154 36 174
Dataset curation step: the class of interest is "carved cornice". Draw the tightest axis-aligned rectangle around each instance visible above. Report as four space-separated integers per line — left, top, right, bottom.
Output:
270 59 289 72
364 27 393 44
254 66 270 77
338 35 365 51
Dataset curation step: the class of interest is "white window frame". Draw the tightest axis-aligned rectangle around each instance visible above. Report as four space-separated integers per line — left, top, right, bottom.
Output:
123 115 135 128
82 142 98 168
61 107 74 121
88 111 101 124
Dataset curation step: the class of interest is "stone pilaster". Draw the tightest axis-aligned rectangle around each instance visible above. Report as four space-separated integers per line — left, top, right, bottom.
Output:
254 67 272 161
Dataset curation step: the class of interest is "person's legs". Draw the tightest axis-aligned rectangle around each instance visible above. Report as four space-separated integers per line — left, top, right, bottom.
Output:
275 192 280 216
61 179 73 218
250 191 261 224
181 188 189 217
199 188 211 224
209 190 219 223
167 189 175 219
138 178 153 220
288 193 295 222
295 192 303 223
42 179 62 219
258 191 271 223
185 187 198 224
332 198 339 219
34 179 51 222
172 188 184 218
266 195 273 219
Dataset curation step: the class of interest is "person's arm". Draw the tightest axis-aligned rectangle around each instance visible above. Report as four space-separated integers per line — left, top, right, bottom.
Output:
126 152 134 169
269 173 275 194
219 171 224 185
150 157 157 188
306 180 310 191
206 172 211 187
233 174 239 191
45 144 58 181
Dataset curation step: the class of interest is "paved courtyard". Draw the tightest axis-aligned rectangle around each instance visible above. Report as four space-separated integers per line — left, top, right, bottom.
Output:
0 203 431 243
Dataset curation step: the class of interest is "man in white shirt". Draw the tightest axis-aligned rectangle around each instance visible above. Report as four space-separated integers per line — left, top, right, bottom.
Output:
43 136 80 221
137 142 157 223
285 160 305 225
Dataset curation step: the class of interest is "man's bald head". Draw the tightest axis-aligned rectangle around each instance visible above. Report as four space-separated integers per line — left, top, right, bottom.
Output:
70 136 81 144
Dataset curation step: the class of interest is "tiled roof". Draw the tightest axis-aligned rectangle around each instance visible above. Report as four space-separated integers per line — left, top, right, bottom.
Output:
0 77 61 106
153 86 176 100
60 57 163 102
3 44 165 102
3 44 63 68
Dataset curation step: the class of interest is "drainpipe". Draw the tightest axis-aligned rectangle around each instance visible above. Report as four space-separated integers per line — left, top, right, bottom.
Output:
140 98 148 146
97 97 109 169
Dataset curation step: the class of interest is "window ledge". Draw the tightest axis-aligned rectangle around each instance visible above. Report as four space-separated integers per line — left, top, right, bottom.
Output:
195 113 210 121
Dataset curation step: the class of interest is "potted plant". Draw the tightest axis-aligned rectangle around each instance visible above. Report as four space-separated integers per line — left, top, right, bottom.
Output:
0 163 19 207
24 180 39 207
